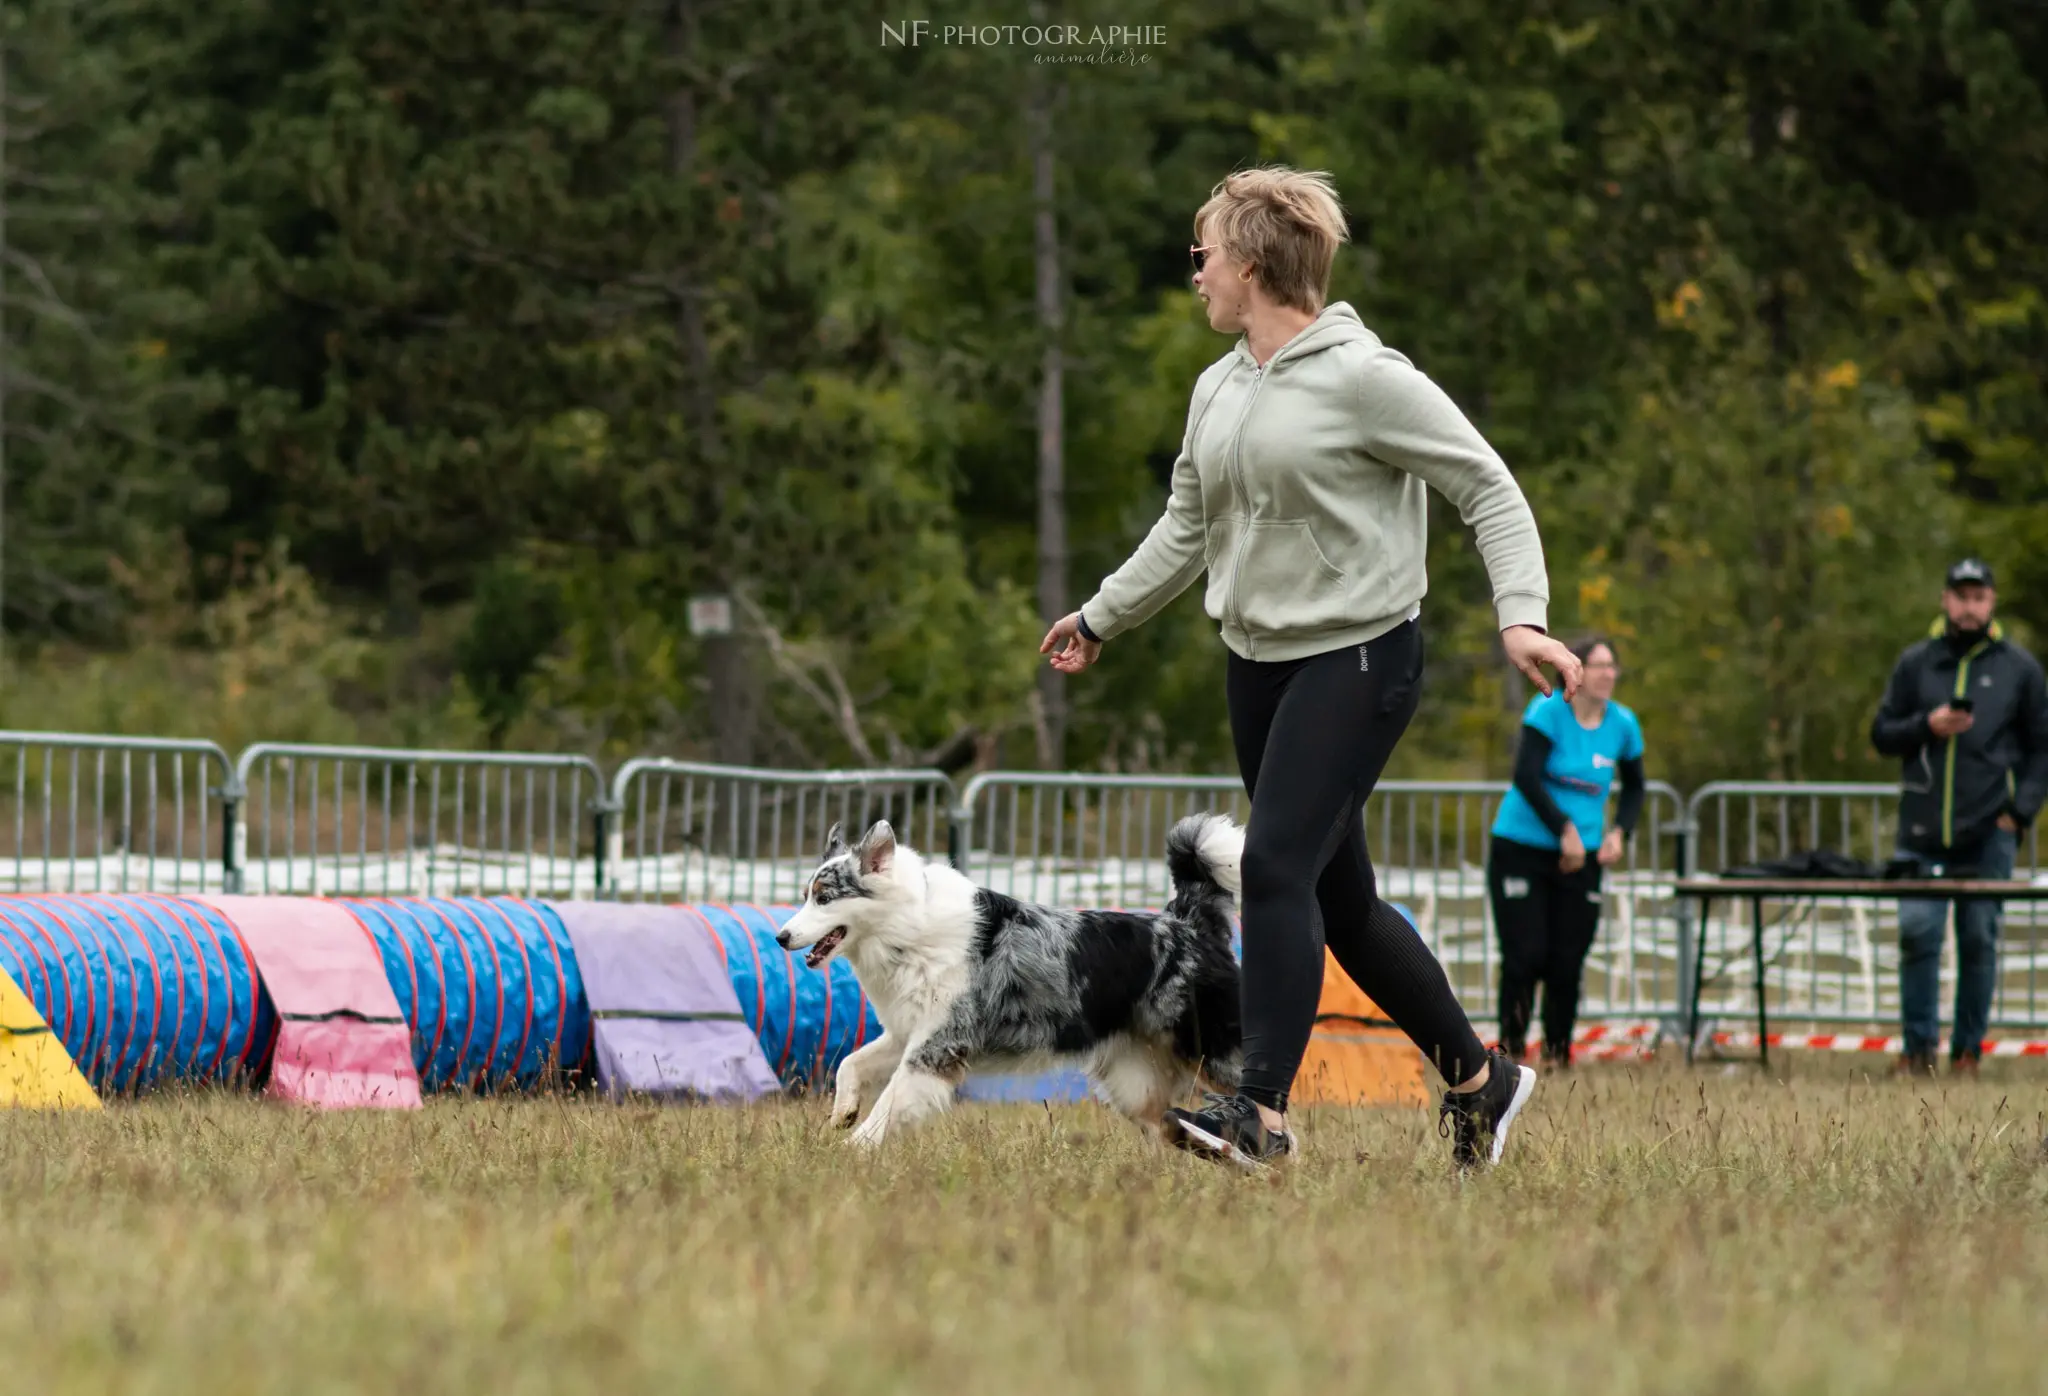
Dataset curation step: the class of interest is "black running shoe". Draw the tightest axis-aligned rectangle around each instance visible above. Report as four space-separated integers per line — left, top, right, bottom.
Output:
1164 1092 1297 1170
1438 1049 1537 1170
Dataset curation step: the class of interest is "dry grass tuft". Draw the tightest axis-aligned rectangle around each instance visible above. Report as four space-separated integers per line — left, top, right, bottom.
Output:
3 1061 2046 1394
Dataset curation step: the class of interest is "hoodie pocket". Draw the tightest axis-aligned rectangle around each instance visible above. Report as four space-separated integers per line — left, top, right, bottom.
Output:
1219 519 1351 634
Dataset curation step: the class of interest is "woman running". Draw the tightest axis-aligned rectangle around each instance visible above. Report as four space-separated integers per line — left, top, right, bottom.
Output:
1040 166 1580 1170
1488 636 1644 1070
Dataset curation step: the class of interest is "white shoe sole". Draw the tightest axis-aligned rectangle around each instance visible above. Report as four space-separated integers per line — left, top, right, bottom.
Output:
1488 1064 1537 1165
1170 1116 1296 1171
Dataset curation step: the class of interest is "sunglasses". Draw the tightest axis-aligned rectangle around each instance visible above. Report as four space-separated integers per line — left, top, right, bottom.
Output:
1189 243 1220 272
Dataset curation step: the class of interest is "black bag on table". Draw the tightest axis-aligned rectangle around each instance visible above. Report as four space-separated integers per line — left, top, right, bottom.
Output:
1717 849 1914 881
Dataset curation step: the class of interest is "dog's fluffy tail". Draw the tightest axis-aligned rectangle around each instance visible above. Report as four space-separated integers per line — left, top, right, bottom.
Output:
1165 812 1244 915
1165 813 1245 1089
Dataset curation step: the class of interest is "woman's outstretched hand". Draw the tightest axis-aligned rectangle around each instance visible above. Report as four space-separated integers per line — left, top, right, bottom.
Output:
1503 625 1582 699
1041 612 1103 674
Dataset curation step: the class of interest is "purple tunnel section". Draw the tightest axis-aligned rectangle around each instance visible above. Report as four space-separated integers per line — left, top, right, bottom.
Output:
548 902 779 1102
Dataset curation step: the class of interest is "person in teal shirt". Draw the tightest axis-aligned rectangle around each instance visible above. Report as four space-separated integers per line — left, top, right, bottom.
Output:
1488 637 1646 1068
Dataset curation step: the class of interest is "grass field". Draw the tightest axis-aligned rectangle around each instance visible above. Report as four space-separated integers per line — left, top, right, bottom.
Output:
4 1060 2047 1395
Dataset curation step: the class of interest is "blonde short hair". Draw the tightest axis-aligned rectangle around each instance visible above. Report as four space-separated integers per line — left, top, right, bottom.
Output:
1195 167 1350 313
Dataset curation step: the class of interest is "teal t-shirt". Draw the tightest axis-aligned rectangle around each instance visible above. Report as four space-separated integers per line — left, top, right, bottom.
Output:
1491 694 1644 851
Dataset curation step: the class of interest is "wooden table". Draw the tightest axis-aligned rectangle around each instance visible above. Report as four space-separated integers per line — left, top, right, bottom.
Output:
1668 878 2048 1067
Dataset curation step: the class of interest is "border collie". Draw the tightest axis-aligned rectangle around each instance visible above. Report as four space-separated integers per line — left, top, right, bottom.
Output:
775 814 1246 1149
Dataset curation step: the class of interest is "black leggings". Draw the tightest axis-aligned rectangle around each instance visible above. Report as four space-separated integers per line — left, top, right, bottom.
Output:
1488 835 1604 1060
1227 621 1489 1111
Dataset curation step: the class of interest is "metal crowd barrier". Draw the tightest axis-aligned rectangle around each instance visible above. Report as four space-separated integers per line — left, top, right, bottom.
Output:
949 770 1690 1032
0 732 234 892
606 759 955 903
230 743 609 898
0 725 2040 1041
1683 781 2048 1038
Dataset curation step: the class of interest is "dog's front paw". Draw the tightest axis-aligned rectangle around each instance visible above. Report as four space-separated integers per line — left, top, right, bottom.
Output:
847 1113 888 1150
828 1096 861 1130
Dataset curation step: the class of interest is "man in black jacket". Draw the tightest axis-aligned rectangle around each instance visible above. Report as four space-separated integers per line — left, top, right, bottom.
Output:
1871 558 2048 1076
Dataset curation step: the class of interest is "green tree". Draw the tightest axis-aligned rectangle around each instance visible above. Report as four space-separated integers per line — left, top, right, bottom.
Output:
1 0 205 645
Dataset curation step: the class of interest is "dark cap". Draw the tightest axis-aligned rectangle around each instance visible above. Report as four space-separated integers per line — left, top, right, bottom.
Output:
1946 558 1995 589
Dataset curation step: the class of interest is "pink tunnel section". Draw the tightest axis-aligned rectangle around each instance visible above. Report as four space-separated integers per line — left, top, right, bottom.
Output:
194 896 422 1110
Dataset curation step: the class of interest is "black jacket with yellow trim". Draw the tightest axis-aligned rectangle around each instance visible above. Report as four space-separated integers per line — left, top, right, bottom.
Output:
1871 618 2048 856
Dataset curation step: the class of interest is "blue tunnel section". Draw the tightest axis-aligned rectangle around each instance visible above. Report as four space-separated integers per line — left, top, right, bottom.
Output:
687 904 882 1090
339 898 594 1091
0 894 276 1093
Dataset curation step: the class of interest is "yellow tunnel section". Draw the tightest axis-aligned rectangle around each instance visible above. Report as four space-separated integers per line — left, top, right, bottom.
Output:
0 965 100 1110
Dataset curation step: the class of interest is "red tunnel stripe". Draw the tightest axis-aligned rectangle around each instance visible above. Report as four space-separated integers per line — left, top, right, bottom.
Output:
458 900 535 1087
676 904 759 1033
416 899 483 1087
721 904 793 1074
0 903 54 1025
123 895 208 1084
146 894 238 1080
508 898 571 1071
448 902 511 1088
375 898 445 1075
91 897 169 1091
19 901 103 1082
733 904 797 1077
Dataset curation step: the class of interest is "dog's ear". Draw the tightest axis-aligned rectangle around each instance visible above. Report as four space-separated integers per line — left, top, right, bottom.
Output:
854 820 896 876
824 821 849 859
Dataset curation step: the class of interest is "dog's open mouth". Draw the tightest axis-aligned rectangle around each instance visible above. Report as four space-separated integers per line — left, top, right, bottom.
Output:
804 927 847 969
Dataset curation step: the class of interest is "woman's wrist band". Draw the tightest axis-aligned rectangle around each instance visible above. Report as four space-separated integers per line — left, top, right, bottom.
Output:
1077 612 1102 644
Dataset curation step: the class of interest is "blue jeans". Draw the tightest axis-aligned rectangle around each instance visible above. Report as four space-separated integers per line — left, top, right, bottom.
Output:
1897 829 2016 1059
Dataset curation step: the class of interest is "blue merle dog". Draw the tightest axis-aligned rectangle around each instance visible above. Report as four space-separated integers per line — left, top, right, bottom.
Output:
776 813 1246 1148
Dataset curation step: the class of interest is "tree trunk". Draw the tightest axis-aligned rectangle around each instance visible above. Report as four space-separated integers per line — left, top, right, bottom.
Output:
668 0 758 766
1028 65 1065 770
0 27 9 684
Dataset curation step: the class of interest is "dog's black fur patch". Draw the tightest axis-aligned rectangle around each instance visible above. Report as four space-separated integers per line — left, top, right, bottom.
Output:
899 815 1245 1084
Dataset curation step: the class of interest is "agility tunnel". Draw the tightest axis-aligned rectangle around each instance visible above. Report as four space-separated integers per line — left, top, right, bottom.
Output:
0 895 873 1108
0 894 1420 1110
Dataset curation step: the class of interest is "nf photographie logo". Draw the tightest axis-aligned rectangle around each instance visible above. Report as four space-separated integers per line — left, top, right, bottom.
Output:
881 19 1167 65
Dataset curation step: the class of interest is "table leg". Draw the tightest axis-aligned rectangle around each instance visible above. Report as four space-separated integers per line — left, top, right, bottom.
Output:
1687 897 1711 1066
1752 895 1769 1071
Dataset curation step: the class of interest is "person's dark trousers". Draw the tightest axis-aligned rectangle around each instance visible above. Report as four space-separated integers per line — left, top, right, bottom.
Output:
1489 835 1605 1063
1896 827 2017 1061
1225 620 1491 1111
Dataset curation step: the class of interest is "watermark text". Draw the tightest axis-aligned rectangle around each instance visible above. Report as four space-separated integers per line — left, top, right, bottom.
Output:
881 21 1167 48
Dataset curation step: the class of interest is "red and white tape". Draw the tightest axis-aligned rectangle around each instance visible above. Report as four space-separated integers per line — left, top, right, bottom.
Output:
1557 1021 2048 1061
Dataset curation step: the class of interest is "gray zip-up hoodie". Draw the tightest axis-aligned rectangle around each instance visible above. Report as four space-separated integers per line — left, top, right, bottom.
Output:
1078 302 1550 662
